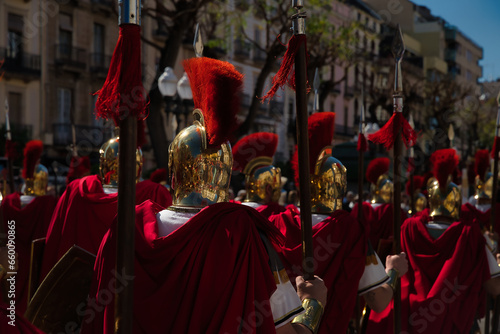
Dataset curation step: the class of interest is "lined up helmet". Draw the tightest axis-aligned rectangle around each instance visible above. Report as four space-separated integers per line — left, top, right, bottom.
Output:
366 157 393 204
22 140 48 196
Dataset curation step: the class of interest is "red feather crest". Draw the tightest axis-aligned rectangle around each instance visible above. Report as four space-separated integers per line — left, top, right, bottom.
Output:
22 140 43 179
366 157 390 185
150 168 168 183
430 149 459 189
474 149 490 181
405 175 425 195
183 57 243 147
232 132 278 172
291 112 335 189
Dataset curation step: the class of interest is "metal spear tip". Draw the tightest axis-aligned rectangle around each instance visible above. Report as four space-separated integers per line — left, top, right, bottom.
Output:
193 23 204 58
392 24 405 62
313 68 320 92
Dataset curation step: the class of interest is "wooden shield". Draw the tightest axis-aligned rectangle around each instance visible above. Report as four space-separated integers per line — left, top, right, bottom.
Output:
24 245 96 333
28 237 46 303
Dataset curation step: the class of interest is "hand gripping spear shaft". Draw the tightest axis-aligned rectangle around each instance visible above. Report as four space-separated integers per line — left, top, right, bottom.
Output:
291 0 314 280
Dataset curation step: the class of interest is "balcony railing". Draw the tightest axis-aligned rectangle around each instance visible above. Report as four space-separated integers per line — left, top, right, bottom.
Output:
54 44 87 69
89 53 111 74
52 123 113 148
0 48 41 75
344 85 355 97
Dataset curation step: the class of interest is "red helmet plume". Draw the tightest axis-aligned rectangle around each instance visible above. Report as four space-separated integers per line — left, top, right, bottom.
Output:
366 157 390 185
430 149 459 189
22 140 43 179
232 132 278 172
183 57 243 148
405 175 425 196
474 149 490 182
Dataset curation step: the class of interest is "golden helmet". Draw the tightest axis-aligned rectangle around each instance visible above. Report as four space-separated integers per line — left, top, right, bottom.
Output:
473 149 493 203
168 57 243 209
232 132 281 204
427 149 461 220
292 112 346 214
366 157 393 204
406 175 427 213
99 127 143 188
22 140 48 196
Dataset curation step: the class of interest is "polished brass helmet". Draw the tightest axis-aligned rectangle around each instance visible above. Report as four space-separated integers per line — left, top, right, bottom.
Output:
427 176 461 220
168 110 232 208
370 174 393 204
244 163 281 204
310 147 347 214
25 164 49 196
475 172 493 203
99 128 143 188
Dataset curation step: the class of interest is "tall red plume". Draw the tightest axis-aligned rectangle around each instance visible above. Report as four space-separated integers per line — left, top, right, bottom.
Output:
22 140 43 179
474 149 490 181
492 136 500 159
291 112 335 190
366 157 390 185
150 168 168 183
261 34 309 101
405 175 425 196
183 57 243 147
66 156 91 184
94 25 147 126
368 112 416 150
430 148 459 189
232 132 278 172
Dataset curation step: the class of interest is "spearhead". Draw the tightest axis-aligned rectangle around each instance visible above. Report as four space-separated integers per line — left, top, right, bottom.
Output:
193 23 203 58
313 68 320 112
392 24 405 94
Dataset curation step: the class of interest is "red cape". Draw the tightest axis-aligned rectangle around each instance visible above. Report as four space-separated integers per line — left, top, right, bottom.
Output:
461 202 500 233
135 179 172 207
269 209 367 334
1 193 57 313
256 201 286 218
41 176 172 281
368 216 491 334
0 301 45 333
80 201 282 334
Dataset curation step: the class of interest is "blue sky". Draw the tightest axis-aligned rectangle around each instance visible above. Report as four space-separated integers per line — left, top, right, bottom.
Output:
411 0 500 82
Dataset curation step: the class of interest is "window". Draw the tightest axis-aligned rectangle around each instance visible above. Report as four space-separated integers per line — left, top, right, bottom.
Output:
59 14 73 58
466 49 473 62
7 14 23 59
57 88 72 124
8 92 22 125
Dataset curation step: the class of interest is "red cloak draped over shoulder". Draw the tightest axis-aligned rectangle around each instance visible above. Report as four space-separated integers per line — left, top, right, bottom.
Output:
41 176 173 281
80 201 282 334
269 209 367 334
40 175 118 281
1 193 57 313
461 202 500 233
256 201 286 219
367 215 491 334
135 179 172 207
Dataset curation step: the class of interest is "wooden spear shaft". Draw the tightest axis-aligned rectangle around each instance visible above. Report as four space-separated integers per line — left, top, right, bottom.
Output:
490 95 500 334
115 0 140 333
292 4 314 280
